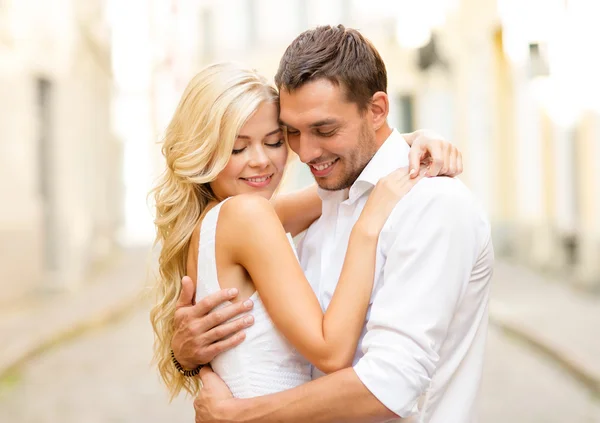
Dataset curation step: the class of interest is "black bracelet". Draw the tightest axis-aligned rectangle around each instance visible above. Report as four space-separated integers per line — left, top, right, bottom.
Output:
171 349 203 377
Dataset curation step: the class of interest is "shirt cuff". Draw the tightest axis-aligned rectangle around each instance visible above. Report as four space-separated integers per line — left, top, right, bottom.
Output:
353 358 421 418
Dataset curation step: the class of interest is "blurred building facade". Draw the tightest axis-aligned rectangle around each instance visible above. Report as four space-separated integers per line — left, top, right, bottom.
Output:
0 0 121 305
6 0 593 303
187 0 600 290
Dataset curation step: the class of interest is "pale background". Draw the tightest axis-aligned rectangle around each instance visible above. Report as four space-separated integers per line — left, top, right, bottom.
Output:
1 1 599 422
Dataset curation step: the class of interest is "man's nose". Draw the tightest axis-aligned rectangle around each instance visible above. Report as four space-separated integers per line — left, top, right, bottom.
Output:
295 134 322 164
248 145 270 169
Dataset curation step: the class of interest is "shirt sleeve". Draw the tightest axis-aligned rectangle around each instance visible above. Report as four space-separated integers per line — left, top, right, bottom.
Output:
353 178 483 417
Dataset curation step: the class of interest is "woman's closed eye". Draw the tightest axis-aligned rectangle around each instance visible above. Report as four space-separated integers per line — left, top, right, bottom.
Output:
265 139 284 148
232 139 284 155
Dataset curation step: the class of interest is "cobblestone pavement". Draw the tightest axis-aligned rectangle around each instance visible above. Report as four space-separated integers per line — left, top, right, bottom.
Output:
0 307 193 423
1 305 599 423
480 329 600 423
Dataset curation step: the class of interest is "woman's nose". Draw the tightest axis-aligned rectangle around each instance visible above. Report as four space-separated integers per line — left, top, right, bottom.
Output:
248 146 269 168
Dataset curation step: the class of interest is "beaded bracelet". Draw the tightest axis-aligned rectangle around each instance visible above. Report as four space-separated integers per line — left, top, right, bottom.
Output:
171 349 203 377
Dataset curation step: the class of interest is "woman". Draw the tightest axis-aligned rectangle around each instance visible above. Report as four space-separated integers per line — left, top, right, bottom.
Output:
150 63 455 399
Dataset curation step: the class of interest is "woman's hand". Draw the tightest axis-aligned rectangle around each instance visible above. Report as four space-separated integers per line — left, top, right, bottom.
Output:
404 130 463 178
356 166 427 236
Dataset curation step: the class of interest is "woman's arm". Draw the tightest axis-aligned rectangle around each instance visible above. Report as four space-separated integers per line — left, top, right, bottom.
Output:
220 195 373 373
219 168 424 374
194 367 395 423
271 184 321 236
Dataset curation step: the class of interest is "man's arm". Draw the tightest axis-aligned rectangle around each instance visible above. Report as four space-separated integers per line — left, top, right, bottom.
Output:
352 177 484 416
195 178 487 423
196 367 394 423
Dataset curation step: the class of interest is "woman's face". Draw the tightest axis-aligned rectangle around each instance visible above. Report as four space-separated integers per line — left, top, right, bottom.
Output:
210 101 288 200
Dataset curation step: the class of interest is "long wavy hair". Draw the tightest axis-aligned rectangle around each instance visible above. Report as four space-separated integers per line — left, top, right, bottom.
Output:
149 63 278 399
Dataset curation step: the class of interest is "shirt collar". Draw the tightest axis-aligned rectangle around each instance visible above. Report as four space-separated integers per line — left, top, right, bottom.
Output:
317 186 349 202
316 129 409 204
347 129 409 204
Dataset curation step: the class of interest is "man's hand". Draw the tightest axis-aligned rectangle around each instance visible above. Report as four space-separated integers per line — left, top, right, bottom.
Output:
194 367 234 423
404 129 463 178
171 276 255 369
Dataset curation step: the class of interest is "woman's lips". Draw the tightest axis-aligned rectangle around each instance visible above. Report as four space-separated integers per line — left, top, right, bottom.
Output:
240 174 273 188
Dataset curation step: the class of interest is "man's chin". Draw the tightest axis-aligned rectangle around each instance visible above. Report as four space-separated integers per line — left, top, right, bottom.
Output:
315 176 349 192
312 163 359 191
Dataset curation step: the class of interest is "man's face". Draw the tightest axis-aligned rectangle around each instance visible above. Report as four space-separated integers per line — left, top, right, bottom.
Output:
279 79 378 191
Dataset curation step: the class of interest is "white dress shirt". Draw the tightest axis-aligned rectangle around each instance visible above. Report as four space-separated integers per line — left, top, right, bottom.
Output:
297 129 494 423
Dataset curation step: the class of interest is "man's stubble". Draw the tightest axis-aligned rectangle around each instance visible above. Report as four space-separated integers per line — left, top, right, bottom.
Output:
318 119 378 191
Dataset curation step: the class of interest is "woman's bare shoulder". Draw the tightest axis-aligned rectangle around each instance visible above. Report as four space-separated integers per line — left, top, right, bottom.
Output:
219 194 279 228
218 194 286 258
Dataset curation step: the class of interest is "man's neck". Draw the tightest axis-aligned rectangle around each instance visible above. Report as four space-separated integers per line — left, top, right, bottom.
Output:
374 123 393 149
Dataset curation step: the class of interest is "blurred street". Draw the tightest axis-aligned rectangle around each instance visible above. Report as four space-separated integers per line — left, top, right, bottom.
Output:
482 328 600 423
0 304 193 423
0 266 599 423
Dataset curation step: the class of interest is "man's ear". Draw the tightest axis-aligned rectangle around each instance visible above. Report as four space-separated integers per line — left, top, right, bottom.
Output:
369 92 389 130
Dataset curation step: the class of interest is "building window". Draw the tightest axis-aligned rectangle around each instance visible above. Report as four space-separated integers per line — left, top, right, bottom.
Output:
36 77 58 272
397 94 415 133
297 0 309 33
340 0 352 24
199 8 214 61
528 42 549 78
246 0 258 48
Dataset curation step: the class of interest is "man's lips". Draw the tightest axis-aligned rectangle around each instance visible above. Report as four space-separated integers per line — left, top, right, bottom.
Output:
309 158 339 177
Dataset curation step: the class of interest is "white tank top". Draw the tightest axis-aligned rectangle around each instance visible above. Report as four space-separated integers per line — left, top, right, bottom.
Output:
195 199 312 398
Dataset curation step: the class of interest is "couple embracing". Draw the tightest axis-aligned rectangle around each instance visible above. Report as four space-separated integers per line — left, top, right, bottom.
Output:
151 24 493 423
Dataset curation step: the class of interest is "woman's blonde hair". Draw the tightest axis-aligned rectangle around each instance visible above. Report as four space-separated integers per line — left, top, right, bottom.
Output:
149 62 278 399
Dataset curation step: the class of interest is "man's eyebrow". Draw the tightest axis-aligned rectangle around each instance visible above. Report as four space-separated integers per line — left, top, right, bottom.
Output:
309 119 338 128
237 128 281 140
278 119 338 129
278 119 298 130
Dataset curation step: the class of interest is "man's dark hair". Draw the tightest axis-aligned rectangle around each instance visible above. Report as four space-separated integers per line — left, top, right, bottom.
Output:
274 25 387 112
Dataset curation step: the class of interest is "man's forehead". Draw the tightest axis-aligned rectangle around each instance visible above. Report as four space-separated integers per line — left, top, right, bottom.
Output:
280 78 342 103
279 80 352 124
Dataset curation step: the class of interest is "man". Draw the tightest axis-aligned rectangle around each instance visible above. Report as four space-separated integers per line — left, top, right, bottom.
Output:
173 25 493 422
